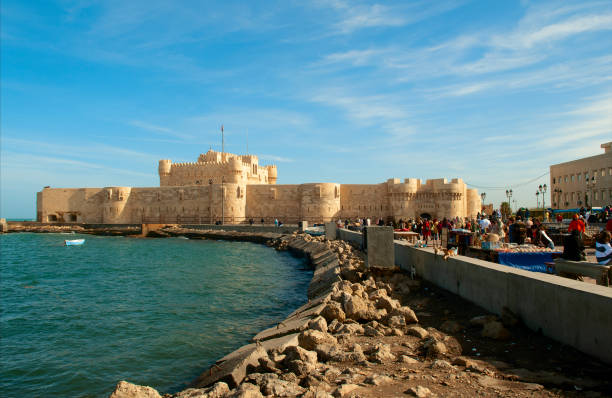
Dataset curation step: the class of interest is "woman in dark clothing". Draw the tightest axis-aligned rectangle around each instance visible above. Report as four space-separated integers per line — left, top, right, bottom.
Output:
562 230 586 261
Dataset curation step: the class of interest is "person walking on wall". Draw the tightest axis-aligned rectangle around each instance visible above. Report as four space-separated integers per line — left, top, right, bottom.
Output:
274 218 279 228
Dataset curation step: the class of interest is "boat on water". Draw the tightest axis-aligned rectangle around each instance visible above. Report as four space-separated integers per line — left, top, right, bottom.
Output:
64 239 85 246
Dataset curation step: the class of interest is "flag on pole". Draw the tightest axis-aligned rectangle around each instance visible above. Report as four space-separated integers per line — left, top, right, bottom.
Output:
221 125 224 132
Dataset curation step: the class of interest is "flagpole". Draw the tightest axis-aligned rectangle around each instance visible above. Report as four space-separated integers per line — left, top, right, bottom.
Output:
221 124 224 161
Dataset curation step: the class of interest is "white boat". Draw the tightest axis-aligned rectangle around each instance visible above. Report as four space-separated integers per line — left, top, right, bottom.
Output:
64 239 85 246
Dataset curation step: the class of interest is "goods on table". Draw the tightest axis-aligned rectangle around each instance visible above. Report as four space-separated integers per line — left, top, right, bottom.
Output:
494 243 556 253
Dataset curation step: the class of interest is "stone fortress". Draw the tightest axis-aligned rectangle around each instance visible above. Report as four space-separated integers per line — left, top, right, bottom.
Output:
37 150 481 224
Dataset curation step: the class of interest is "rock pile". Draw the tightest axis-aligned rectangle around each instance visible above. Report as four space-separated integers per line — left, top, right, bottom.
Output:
108 233 609 398
109 233 451 397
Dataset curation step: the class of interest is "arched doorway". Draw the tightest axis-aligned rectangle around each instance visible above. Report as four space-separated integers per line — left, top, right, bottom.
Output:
420 213 432 220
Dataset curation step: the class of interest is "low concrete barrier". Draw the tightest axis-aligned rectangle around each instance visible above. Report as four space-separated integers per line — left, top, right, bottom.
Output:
337 228 362 247
335 229 612 364
182 224 297 234
396 242 612 364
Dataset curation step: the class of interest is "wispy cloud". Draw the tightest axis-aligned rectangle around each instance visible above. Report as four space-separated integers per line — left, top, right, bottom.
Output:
492 13 612 49
309 89 416 139
129 120 192 140
1 152 154 179
313 0 463 35
333 3 405 34
258 154 293 163
1 137 161 161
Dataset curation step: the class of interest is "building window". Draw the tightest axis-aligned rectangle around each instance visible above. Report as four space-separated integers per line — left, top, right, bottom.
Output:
578 174 582 182
601 169 605 177
48 214 58 222
564 176 568 183
571 175 575 182
553 177 556 184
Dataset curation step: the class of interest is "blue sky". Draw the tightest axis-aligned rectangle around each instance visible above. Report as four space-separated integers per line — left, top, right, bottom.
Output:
1 0 611 218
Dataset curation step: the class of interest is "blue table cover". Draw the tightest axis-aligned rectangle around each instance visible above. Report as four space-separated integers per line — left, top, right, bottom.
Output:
497 251 561 273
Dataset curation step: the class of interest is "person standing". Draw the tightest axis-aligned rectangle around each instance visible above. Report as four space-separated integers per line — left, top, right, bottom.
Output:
595 231 612 265
422 219 431 243
562 230 586 261
568 214 585 236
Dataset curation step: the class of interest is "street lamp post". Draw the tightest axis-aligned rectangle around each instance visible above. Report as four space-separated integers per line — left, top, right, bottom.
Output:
505 189 513 212
538 184 547 208
535 191 540 208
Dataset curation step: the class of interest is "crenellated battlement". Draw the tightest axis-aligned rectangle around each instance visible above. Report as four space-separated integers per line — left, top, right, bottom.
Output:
159 149 277 187
40 149 480 224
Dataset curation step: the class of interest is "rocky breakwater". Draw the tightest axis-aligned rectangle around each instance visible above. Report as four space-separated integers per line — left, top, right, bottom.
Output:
109 233 612 398
6 223 142 236
110 233 441 398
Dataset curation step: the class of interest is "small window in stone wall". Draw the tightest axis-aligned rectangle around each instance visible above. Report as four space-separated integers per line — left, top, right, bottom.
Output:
48 214 58 222
69 214 77 222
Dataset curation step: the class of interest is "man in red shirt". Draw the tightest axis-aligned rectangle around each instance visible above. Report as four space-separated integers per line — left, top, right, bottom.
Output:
606 218 612 233
568 214 585 234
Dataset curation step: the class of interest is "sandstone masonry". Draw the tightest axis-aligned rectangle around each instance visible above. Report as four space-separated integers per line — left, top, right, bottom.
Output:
37 150 481 224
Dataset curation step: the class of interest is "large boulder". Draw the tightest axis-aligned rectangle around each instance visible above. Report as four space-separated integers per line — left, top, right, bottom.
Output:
308 316 328 333
229 383 263 398
109 381 161 398
335 323 364 335
367 343 395 363
174 382 230 398
321 302 346 323
282 345 318 365
298 330 338 351
390 306 418 324
340 293 369 320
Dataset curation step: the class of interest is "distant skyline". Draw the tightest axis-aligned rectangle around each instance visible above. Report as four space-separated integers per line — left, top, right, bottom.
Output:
2 0 611 218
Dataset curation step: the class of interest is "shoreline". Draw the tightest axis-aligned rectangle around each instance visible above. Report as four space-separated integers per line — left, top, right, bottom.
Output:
6 225 611 397
109 227 612 398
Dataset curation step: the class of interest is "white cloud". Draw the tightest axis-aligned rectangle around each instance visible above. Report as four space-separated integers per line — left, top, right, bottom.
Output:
129 120 193 140
258 154 293 163
493 13 612 49
335 4 405 34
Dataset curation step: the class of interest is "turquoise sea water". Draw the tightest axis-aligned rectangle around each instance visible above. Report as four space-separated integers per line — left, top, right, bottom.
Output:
0 233 311 398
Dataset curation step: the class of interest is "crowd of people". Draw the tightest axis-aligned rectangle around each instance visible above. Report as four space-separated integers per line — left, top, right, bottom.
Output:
338 204 612 266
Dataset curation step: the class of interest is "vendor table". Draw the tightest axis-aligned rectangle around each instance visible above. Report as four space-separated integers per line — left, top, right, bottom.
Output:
465 247 562 273
497 251 562 273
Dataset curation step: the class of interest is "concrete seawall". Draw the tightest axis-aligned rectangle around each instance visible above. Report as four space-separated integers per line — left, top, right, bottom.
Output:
338 228 612 364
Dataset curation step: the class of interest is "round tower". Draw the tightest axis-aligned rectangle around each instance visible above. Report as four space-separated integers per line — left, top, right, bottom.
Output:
226 157 243 184
102 187 132 223
267 165 277 184
158 160 172 186
299 183 341 222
